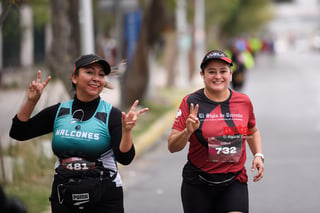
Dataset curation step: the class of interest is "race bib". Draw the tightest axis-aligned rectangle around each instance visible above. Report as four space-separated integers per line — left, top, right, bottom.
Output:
61 157 96 171
208 135 243 163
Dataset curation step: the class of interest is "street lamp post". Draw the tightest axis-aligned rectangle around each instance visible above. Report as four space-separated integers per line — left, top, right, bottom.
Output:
79 0 95 54
176 0 190 88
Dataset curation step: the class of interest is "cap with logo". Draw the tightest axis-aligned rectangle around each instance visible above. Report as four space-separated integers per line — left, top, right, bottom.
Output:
200 50 233 70
74 54 111 75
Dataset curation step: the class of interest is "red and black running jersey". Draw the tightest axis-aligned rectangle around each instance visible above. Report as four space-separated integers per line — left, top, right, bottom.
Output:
172 88 256 183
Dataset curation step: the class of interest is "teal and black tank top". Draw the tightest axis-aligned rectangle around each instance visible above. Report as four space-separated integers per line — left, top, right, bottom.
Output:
52 99 112 160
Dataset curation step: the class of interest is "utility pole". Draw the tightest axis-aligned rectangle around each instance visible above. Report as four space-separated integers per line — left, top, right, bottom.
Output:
193 0 205 85
0 3 2 70
114 0 123 64
79 0 95 54
194 0 205 66
176 0 190 88
20 4 33 66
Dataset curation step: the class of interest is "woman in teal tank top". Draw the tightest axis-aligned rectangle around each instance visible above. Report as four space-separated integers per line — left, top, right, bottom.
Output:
10 54 148 213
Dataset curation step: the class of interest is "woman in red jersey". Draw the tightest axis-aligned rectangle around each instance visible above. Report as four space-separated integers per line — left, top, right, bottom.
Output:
168 50 264 213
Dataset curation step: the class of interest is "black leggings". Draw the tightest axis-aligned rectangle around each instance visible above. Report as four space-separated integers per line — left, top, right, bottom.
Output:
181 179 248 213
50 175 124 213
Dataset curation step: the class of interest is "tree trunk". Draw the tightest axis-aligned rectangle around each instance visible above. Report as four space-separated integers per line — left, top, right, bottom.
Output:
164 32 177 88
121 0 168 108
46 0 80 96
68 0 81 61
121 28 149 108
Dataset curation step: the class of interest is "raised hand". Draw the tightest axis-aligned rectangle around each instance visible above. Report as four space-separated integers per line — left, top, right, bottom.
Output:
122 100 149 131
186 103 200 134
28 70 51 103
17 70 51 121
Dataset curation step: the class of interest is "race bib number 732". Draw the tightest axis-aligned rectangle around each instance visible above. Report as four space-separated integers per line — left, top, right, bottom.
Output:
208 136 243 163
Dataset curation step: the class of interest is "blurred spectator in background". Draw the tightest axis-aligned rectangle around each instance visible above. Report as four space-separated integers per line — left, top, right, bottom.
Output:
229 44 246 91
248 36 263 58
98 36 117 66
0 185 27 213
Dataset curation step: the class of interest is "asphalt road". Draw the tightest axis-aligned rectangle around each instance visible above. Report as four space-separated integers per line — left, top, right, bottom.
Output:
121 50 320 213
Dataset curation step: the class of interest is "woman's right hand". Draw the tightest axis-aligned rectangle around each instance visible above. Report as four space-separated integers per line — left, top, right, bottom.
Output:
28 70 51 103
185 103 200 135
168 103 200 153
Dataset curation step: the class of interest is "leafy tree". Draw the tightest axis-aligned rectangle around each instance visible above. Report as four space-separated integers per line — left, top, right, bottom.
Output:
204 0 273 48
0 0 24 86
0 0 273 101
221 0 273 37
0 0 23 26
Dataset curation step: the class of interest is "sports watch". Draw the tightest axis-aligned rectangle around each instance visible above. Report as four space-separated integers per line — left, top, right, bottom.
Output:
254 153 264 163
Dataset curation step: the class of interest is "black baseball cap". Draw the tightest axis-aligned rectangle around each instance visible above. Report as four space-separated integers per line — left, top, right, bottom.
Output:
200 50 233 70
74 54 111 75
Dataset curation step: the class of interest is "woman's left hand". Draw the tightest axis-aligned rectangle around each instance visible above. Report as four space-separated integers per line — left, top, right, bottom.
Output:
252 157 264 182
122 100 149 131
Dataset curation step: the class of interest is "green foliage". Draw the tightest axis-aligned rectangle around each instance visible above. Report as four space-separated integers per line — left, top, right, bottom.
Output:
221 0 274 37
2 3 20 36
6 138 55 183
4 182 51 213
31 0 50 29
204 0 274 46
1 0 50 29
186 0 195 23
93 1 115 36
2 5 20 67
1 136 55 213
205 0 239 28
272 0 293 2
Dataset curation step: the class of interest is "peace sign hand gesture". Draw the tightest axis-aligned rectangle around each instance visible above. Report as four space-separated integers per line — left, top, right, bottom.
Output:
122 100 149 131
28 70 51 103
17 70 51 122
185 103 200 135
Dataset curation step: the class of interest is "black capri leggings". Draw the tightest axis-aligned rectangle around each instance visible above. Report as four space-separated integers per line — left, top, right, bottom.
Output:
50 174 124 213
181 179 248 213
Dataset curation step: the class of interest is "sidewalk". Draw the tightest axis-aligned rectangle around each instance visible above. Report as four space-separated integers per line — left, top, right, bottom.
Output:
0 73 70 148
